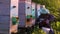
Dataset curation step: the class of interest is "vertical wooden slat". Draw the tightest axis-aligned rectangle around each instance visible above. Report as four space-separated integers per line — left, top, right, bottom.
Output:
0 0 10 34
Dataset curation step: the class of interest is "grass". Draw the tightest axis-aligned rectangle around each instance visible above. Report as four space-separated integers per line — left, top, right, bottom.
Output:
31 21 60 34
32 29 60 34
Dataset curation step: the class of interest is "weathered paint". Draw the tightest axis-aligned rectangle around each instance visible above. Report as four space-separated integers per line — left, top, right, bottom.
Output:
10 0 18 33
18 0 31 27
37 4 40 17
25 3 32 16
0 0 10 34
31 2 36 17
10 0 18 17
18 0 26 27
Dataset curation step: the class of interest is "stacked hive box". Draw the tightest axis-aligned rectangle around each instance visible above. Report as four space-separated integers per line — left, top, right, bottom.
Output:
0 0 10 34
18 0 32 27
10 0 18 33
37 4 40 17
31 2 36 19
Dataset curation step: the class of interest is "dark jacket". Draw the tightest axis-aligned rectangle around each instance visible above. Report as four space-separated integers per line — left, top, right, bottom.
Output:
35 14 55 28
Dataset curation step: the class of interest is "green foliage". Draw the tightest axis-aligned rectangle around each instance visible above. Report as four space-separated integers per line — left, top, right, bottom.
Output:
55 21 60 31
32 0 60 34
32 21 60 34
32 25 45 34
32 0 60 21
